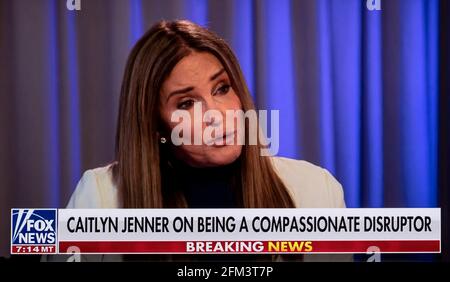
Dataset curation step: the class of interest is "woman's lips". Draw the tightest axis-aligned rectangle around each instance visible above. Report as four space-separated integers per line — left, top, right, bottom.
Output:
205 130 236 146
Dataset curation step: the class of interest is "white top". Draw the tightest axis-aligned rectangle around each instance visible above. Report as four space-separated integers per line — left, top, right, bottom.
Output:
44 157 351 262
66 156 346 209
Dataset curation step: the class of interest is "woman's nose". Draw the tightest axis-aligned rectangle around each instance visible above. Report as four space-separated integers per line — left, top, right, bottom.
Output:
203 99 224 127
204 108 223 127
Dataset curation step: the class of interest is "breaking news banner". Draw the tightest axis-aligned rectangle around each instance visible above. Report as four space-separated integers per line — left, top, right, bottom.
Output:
10 208 440 255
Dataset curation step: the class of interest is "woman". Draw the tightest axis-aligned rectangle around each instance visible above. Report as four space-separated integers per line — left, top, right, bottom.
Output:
55 20 347 262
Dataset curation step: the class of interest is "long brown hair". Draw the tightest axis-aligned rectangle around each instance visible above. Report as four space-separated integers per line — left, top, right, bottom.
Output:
113 20 295 210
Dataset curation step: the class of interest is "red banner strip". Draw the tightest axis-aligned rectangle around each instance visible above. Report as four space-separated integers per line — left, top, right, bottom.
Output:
58 240 440 254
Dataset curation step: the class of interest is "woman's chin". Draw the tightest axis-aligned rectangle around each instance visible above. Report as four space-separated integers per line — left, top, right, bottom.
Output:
174 144 243 168
201 145 242 167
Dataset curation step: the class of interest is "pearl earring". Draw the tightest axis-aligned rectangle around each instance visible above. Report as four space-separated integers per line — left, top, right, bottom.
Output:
160 137 167 144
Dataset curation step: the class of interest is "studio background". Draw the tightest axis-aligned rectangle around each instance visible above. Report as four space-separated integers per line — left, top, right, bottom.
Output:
1 0 448 259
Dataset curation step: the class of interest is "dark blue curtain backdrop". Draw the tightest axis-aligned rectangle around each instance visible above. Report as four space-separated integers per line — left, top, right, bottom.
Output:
0 0 440 257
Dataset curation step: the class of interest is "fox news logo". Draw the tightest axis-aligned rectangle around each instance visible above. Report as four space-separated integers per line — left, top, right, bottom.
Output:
11 209 56 246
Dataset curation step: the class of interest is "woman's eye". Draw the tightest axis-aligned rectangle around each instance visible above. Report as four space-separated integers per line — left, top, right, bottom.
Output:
177 99 195 109
214 84 231 96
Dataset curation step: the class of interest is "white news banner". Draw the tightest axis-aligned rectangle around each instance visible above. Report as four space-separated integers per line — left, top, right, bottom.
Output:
11 208 441 254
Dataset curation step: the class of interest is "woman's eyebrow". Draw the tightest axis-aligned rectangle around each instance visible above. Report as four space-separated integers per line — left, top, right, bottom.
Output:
210 68 225 81
166 68 226 102
166 86 194 102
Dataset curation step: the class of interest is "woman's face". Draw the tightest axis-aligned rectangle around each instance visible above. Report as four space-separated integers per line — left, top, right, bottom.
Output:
159 51 243 167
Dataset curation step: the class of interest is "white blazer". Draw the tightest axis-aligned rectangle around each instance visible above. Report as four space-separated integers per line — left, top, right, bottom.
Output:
66 156 346 209
44 157 351 262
